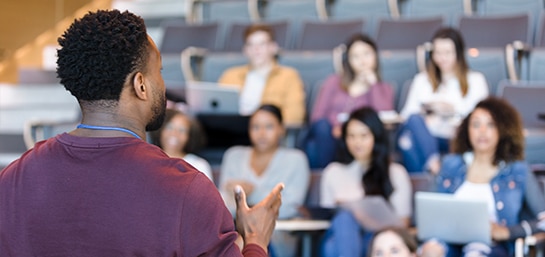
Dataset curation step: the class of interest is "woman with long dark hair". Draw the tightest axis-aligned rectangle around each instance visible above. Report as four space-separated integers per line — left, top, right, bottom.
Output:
320 107 412 257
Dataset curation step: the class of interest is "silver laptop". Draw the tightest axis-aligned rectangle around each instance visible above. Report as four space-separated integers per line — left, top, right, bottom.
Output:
415 191 491 245
185 81 240 114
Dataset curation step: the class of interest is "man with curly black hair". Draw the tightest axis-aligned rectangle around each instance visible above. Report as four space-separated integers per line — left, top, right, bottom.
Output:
0 9 282 257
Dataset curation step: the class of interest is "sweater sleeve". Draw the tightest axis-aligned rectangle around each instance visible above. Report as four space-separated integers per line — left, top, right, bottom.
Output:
281 68 306 125
319 164 337 208
218 67 245 89
388 163 413 219
180 173 244 256
242 244 267 257
310 75 338 123
400 73 426 118
219 147 242 217
277 151 310 219
370 82 395 111
456 71 489 116
508 170 545 240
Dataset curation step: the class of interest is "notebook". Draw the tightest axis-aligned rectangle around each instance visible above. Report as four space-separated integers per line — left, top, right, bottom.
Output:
185 81 240 114
415 191 491 245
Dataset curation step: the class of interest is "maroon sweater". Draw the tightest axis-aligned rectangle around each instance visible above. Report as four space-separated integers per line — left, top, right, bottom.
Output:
0 133 265 257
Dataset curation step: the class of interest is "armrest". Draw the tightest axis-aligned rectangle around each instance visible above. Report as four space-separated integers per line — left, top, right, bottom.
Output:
515 232 545 257
181 46 208 82
506 40 532 83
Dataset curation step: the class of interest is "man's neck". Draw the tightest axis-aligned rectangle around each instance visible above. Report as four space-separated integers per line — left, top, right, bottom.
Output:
75 110 146 140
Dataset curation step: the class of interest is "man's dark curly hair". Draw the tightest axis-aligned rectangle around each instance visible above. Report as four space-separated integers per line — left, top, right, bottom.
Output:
452 96 525 165
57 9 149 101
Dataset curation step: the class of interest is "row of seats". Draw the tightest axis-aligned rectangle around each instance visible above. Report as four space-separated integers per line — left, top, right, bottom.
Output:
158 12 539 53
179 0 544 50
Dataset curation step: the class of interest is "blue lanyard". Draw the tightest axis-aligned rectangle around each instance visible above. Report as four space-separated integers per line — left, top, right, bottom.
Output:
76 124 142 140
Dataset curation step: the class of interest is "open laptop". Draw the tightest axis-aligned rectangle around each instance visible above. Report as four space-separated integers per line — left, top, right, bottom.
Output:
415 191 491 245
185 81 240 114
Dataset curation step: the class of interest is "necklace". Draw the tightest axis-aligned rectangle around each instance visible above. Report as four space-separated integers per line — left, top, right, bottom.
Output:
76 124 142 140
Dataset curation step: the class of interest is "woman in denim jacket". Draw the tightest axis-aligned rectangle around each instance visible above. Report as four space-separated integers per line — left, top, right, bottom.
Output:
422 97 545 257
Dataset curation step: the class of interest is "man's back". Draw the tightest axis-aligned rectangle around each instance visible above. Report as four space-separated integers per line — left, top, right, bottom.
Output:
0 133 239 256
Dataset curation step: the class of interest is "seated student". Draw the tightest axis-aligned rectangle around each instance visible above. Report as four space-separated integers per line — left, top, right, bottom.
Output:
218 24 306 126
305 33 394 169
369 227 418 257
219 104 310 257
398 27 488 173
420 97 545 257
150 109 213 181
320 107 412 257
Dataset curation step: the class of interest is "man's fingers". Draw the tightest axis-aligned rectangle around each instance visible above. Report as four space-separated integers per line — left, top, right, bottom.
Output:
234 185 249 211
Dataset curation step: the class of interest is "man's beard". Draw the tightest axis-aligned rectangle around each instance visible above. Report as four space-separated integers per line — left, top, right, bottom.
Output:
146 90 166 132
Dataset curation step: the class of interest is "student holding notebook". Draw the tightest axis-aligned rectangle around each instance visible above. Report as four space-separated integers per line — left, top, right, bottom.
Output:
319 107 412 257
421 97 545 257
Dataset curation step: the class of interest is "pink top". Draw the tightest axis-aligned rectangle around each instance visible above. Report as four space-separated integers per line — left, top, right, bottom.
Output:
311 74 394 126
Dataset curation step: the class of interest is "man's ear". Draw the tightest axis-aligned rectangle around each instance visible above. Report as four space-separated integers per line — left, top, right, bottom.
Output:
132 72 148 100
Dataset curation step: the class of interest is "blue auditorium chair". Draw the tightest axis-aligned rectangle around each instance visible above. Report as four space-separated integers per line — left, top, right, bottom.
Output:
527 47 545 81
402 0 471 25
475 0 543 44
186 0 258 49
159 21 219 53
375 16 443 50
278 50 335 96
296 19 365 50
458 13 531 48
223 20 290 51
327 0 399 37
261 0 323 49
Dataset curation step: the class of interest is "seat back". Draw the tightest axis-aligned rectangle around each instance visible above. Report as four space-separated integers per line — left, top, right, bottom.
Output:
329 0 396 36
535 12 545 47
189 0 257 49
458 14 530 48
376 17 443 50
224 20 290 51
528 47 545 81
498 81 545 129
297 19 365 50
477 0 542 44
379 49 419 110
466 47 508 95
278 50 335 93
161 53 185 84
263 0 322 48
201 52 248 82
159 21 219 53
403 0 469 25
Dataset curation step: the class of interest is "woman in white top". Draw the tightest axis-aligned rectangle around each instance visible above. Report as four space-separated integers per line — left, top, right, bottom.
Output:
398 27 488 173
150 109 213 181
219 104 310 257
320 107 412 257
